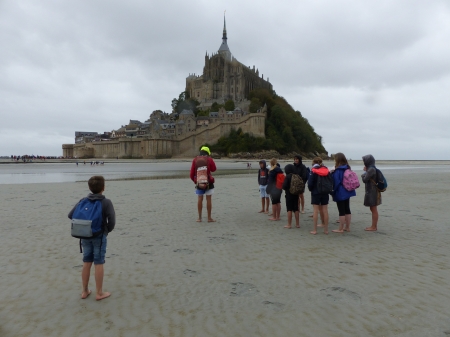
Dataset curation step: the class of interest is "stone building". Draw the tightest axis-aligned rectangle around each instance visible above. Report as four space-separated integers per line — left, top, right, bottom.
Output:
185 16 273 111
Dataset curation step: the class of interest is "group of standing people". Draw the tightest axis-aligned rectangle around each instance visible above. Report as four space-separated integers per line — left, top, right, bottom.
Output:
257 153 382 234
190 146 382 233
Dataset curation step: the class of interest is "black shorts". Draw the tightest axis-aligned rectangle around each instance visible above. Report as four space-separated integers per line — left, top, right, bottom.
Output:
285 194 299 212
311 193 329 205
270 188 282 204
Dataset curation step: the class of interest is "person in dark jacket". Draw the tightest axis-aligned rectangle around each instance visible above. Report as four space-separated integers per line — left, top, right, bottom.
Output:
190 146 217 223
282 164 300 228
293 155 308 214
331 153 356 233
68 175 116 301
267 158 283 221
307 157 330 235
257 160 270 213
361 154 381 231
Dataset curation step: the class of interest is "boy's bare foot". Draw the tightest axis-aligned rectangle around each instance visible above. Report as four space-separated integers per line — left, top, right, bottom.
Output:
81 290 91 299
310 231 317 235
324 230 329 234
258 210 264 213
208 219 216 223
332 229 344 233
283 226 292 229
196 218 202 222
96 292 111 301
365 227 377 231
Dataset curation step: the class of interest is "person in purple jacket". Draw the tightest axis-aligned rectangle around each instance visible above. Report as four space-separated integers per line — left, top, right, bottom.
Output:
331 153 356 233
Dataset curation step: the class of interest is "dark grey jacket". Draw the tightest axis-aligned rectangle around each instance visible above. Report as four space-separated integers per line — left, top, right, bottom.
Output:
68 193 116 234
361 155 381 207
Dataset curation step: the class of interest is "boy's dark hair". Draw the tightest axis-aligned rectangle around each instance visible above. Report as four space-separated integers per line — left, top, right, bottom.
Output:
88 176 105 194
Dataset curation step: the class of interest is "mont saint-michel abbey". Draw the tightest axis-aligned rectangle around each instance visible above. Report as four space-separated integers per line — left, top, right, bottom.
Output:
62 17 270 159
186 16 272 110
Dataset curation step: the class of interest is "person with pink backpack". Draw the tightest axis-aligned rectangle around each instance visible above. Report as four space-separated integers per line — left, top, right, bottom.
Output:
331 153 359 233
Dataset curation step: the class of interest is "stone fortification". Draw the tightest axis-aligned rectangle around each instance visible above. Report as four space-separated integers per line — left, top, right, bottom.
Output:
62 111 265 159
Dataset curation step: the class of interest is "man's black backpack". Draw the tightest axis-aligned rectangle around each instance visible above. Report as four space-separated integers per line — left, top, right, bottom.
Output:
317 173 334 194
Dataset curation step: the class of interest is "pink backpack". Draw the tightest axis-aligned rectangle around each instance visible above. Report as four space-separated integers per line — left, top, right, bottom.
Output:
342 169 360 191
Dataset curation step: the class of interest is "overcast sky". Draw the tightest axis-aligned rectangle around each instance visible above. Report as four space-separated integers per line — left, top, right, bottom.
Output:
1 0 449 159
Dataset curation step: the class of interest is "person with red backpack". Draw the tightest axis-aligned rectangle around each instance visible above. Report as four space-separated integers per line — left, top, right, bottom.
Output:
190 146 217 223
331 153 357 233
307 157 331 235
266 158 283 221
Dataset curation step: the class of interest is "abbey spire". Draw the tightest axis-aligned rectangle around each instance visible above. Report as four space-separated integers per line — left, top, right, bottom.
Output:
218 13 231 60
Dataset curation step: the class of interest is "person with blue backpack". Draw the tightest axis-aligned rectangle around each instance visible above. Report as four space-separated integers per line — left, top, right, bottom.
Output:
68 176 116 300
331 153 357 234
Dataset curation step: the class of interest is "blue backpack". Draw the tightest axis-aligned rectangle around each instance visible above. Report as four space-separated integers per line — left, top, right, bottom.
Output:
373 168 388 192
71 198 103 239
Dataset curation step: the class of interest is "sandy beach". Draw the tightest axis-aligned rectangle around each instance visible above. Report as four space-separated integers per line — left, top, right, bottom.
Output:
1 164 450 337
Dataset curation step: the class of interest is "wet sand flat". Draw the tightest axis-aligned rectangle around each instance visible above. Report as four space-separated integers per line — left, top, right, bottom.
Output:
0 166 449 337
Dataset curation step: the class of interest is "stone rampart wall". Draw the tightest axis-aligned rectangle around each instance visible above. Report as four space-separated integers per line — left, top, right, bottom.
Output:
63 112 265 158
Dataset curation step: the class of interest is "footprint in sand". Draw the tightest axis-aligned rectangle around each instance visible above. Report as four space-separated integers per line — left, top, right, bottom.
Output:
320 287 361 303
230 282 259 297
339 261 358 265
262 301 285 311
183 269 198 277
173 249 194 254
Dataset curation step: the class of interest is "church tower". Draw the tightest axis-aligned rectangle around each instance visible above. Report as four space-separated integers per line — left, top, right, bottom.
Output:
218 14 232 61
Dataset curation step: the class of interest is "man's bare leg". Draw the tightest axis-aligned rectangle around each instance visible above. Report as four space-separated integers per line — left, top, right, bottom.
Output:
295 211 300 228
81 262 92 299
276 203 281 220
299 193 305 213
197 196 203 222
344 214 352 232
206 195 215 222
95 264 110 301
317 206 325 227
284 211 292 228
365 206 378 231
265 197 270 213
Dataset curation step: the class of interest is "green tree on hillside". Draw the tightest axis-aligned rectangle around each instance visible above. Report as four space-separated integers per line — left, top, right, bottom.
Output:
224 99 235 111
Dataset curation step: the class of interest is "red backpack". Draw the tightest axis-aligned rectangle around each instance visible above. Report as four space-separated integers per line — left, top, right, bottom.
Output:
276 173 285 189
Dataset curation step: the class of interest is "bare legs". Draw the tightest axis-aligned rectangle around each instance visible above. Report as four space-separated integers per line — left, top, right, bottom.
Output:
197 195 215 222
299 193 305 213
285 210 300 228
365 206 378 231
269 203 281 221
310 205 328 234
259 197 269 213
81 262 110 300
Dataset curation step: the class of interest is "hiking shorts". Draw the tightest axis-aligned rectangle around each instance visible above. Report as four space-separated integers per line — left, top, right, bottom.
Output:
195 188 214 196
311 194 329 205
259 185 268 198
81 234 107 265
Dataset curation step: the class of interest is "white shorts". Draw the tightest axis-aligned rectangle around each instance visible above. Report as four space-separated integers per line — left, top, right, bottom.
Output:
195 188 215 196
259 185 268 198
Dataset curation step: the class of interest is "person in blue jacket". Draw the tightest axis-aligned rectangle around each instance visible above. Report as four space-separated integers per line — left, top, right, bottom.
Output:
331 152 356 233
